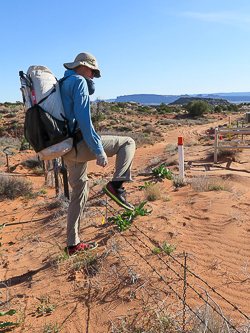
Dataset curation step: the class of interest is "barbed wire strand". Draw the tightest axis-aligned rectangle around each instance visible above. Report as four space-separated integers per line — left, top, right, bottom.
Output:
125 225 241 332
132 223 250 322
120 233 215 333
65 183 248 330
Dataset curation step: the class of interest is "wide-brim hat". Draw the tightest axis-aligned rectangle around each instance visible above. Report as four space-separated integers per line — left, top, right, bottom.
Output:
63 52 101 78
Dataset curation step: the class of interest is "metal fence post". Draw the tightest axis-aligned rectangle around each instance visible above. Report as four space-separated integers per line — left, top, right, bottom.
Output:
214 127 218 163
61 157 69 199
183 251 187 332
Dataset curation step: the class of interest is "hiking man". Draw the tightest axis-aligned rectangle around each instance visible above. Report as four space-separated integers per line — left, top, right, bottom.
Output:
60 52 135 255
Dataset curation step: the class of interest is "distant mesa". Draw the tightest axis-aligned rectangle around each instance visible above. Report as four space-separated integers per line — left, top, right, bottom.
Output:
114 93 250 105
169 97 231 107
116 94 184 105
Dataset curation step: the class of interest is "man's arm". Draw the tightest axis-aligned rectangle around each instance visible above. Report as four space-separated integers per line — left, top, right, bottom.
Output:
73 78 103 155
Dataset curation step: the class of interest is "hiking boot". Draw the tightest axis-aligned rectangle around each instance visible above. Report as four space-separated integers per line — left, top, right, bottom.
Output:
66 241 98 256
103 182 134 211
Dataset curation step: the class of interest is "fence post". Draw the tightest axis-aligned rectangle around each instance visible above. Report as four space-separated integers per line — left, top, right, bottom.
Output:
53 159 59 197
228 116 231 140
183 251 187 332
178 137 185 182
61 157 69 199
214 127 218 163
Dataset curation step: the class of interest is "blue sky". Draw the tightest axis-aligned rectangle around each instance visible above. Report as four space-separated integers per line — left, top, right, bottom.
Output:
1 0 250 103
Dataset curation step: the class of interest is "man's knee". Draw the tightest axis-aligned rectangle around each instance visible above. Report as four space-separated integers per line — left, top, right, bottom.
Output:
69 176 89 192
126 137 136 151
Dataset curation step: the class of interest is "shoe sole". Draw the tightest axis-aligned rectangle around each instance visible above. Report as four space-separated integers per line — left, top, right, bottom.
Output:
65 243 98 256
103 184 134 211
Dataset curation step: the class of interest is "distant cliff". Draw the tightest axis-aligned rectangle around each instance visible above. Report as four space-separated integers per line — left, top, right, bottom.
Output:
115 93 250 105
116 94 185 105
170 97 231 107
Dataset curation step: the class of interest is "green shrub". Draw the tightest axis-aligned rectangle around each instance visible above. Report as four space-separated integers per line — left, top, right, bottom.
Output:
214 105 222 113
156 103 175 114
186 101 210 116
91 114 105 128
107 202 152 231
137 106 152 114
162 242 176 255
227 104 239 112
151 165 173 179
110 105 120 113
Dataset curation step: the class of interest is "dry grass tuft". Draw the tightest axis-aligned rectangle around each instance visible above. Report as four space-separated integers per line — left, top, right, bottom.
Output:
144 182 161 201
191 174 232 193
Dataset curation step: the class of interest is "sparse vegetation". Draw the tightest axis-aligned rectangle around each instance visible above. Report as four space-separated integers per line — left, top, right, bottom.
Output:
0 309 19 329
162 241 176 254
0 174 35 199
151 165 173 179
191 175 232 193
144 182 161 201
107 202 152 230
173 174 187 188
0 101 250 332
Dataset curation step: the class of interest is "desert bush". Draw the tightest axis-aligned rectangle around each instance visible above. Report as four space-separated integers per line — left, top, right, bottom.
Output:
20 135 30 151
217 149 236 158
0 136 20 149
137 105 152 114
173 175 186 188
227 104 239 112
186 101 210 116
143 125 156 133
90 100 108 128
116 124 133 132
191 175 232 193
91 114 105 129
22 157 43 169
144 182 161 201
116 102 127 108
156 102 175 114
126 109 136 115
166 143 178 154
214 105 222 113
110 105 120 113
0 174 35 199
111 310 177 333
98 129 158 147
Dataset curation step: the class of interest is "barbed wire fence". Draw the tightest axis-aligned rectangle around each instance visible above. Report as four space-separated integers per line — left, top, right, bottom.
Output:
47 160 250 332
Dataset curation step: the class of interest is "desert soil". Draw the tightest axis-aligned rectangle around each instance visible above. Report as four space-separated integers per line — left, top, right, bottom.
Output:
0 111 250 332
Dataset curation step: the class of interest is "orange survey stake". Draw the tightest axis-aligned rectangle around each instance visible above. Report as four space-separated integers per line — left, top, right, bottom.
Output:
178 137 184 146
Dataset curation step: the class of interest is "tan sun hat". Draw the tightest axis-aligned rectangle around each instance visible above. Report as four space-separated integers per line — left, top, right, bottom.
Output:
63 52 101 78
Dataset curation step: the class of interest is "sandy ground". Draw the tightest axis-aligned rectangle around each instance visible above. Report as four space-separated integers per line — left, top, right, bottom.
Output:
0 112 250 332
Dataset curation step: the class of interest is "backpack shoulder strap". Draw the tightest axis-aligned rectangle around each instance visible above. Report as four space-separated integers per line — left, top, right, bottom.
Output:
37 75 72 105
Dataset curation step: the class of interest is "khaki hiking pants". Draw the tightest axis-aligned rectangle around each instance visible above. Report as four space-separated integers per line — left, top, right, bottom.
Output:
63 135 136 247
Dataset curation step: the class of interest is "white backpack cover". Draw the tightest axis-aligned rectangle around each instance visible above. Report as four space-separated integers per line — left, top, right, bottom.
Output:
21 66 73 160
27 65 65 121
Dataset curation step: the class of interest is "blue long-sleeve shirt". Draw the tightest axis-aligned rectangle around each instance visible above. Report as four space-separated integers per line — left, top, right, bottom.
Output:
60 70 103 155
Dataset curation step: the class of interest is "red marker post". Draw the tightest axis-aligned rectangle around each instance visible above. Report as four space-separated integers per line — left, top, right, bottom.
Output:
178 137 185 181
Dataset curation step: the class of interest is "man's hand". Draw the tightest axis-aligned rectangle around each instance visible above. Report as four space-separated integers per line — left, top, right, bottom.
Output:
95 151 108 167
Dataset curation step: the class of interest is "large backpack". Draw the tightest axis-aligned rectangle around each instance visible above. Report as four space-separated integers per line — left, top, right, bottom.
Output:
19 66 74 160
